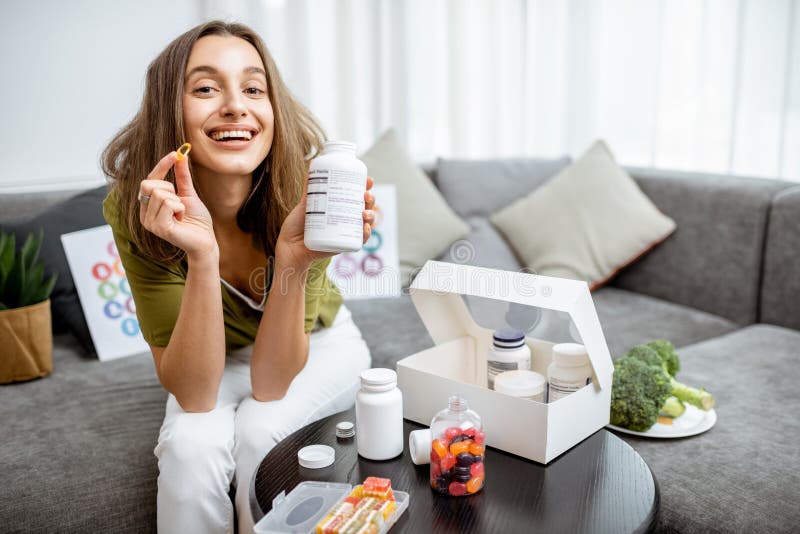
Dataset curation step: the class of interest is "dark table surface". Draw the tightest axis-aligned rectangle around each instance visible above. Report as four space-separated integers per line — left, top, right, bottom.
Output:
252 409 659 533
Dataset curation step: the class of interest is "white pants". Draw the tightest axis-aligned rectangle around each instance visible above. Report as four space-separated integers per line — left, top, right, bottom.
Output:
153 306 371 534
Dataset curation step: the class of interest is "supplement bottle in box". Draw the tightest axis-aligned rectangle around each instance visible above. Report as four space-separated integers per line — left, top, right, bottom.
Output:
547 343 593 402
430 396 485 496
304 141 368 253
487 328 531 389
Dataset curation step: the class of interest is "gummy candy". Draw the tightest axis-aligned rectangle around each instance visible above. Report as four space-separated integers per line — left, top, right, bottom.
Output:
448 481 468 496
440 452 456 471
470 462 485 478
474 430 486 444
449 441 470 456
432 438 449 458
466 476 484 494
445 427 461 440
468 443 485 456
456 452 475 466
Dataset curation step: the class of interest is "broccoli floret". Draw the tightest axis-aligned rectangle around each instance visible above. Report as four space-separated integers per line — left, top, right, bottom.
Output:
659 396 686 418
627 344 715 411
626 345 663 368
610 356 672 431
646 339 680 377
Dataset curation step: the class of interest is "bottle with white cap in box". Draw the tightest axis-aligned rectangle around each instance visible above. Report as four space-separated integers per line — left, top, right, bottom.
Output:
429 396 486 497
547 343 593 402
487 328 531 389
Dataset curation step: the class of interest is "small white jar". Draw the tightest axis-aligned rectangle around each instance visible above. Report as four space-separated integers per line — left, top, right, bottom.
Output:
487 328 531 389
494 370 547 403
355 368 404 460
304 141 368 253
547 343 593 402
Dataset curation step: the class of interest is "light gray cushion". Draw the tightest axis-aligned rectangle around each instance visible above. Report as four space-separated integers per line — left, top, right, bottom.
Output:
592 287 738 359
436 216 522 272
611 168 791 325
617 324 800 533
491 141 677 289
436 156 571 217
760 186 800 330
360 130 470 287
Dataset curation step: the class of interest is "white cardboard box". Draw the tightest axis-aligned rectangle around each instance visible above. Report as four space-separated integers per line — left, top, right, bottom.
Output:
396 261 614 464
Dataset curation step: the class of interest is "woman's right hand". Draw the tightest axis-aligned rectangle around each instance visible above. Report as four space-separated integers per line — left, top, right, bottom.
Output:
139 151 217 260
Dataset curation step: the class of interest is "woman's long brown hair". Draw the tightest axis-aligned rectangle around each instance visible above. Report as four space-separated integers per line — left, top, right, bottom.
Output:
101 20 326 264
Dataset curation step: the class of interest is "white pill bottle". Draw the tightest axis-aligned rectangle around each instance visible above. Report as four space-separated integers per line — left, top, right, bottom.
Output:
355 368 404 460
304 141 368 253
547 343 593 402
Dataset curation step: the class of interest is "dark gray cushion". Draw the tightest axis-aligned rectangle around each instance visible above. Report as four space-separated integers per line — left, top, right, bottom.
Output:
592 287 738 359
610 168 791 325
617 324 800 533
436 216 522 272
0 334 164 532
346 296 433 370
760 186 800 330
436 156 571 217
0 190 84 224
0 186 109 355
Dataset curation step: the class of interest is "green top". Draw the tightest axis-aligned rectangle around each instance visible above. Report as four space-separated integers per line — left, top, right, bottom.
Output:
102 189 343 352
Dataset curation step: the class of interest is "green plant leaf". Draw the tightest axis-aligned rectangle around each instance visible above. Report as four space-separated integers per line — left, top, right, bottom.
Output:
5 248 24 308
20 262 44 306
20 230 42 272
34 273 58 304
0 232 14 296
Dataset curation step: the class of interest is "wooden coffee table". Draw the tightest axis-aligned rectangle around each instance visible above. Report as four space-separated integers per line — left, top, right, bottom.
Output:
251 409 659 533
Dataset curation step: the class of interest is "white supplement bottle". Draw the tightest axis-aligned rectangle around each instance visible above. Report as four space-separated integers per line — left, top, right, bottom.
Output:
304 141 368 253
494 370 547 403
355 368 404 460
487 328 531 389
547 343 593 402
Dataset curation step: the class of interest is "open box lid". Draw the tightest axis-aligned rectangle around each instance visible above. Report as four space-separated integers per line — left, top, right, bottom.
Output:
408 261 614 389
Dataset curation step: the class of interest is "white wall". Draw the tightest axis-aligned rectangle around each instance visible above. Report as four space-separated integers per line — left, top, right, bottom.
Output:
3 0 797 193
0 0 203 192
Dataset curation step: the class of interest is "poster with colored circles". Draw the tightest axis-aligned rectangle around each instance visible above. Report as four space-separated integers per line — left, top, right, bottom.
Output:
61 225 150 361
326 184 401 299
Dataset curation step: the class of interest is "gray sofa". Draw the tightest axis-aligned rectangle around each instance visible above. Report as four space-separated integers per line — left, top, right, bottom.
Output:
2 162 799 533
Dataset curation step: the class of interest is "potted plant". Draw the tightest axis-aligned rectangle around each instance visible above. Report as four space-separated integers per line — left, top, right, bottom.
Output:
0 229 57 383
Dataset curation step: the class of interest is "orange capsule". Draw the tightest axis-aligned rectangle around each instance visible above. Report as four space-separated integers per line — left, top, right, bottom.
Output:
468 442 485 456
466 476 484 494
176 142 192 161
449 441 470 456
432 439 449 459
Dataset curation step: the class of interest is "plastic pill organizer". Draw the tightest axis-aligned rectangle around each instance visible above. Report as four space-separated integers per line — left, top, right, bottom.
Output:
254 481 410 534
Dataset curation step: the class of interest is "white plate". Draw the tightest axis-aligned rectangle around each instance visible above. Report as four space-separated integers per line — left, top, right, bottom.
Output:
607 404 717 438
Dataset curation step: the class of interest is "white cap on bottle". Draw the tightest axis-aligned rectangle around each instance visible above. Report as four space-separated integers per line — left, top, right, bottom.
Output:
408 429 432 465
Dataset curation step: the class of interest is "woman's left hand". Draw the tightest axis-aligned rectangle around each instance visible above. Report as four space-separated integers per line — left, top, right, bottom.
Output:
276 176 376 268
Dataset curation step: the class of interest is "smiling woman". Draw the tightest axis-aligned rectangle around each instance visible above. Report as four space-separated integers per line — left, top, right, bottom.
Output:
99 20 375 534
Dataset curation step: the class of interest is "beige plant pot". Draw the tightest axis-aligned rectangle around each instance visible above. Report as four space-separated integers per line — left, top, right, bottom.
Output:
0 299 53 384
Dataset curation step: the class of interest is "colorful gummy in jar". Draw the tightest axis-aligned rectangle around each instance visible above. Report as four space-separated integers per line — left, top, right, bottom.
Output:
430 427 485 496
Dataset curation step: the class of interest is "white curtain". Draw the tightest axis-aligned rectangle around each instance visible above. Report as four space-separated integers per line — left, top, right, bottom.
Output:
203 0 800 181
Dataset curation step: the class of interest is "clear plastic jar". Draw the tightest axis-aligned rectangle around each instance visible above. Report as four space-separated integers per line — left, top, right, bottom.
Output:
429 396 485 496
304 140 368 253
